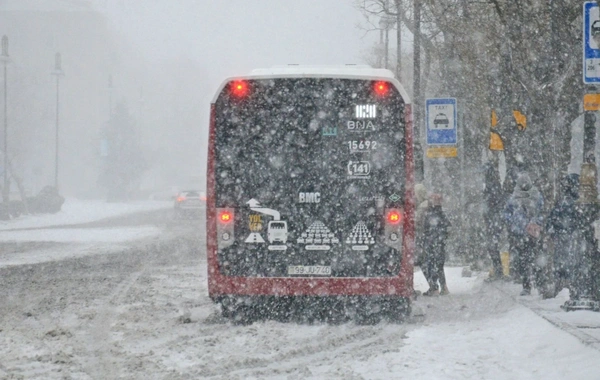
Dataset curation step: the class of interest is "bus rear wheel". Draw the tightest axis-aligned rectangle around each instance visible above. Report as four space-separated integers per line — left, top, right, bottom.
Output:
383 297 411 323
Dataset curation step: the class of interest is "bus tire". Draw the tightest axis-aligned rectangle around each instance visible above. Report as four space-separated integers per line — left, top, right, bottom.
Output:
385 297 411 323
354 300 382 325
231 305 255 325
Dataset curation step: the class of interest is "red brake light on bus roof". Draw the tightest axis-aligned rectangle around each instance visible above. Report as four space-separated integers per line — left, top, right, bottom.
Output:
373 81 389 96
219 211 232 223
387 210 402 224
230 80 248 97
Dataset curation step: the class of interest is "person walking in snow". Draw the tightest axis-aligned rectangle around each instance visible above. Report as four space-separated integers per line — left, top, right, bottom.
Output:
545 174 581 298
503 172 544 296
422 193 451 296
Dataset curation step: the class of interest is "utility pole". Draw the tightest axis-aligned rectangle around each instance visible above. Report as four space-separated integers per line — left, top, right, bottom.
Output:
1 36 9 204
51 53 64 191
564 2 600 311
413 0 424 183
108 74 113 119
395 0 402 81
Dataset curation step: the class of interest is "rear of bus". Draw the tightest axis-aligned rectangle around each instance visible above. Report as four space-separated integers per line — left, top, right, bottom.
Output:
207 67 414 322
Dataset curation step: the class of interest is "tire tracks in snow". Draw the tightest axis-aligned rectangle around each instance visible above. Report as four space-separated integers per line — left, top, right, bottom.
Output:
82 270 144 379
183 321 410 379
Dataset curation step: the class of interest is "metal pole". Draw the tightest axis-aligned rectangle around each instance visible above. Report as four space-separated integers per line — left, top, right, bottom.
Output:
396 0 402 81
563 17 600 311
3 61 7 203
562 110 600 311
413 0 424 183
384 27 390 69
379 29 384 68
52 52 63 192
55 74 59 190
108 74 113 119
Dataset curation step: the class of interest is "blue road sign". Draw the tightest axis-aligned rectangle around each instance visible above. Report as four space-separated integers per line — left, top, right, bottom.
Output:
584 1 600 84
426 98 457 146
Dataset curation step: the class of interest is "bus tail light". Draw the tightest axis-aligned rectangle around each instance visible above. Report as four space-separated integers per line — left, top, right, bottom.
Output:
384 208 403 251
386 210 402 224
230 80 249 97
373 81 390 97
217 208 235 250
219 211 232 223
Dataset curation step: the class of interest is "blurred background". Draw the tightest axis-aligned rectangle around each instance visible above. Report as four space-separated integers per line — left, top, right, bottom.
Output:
0 0 378 200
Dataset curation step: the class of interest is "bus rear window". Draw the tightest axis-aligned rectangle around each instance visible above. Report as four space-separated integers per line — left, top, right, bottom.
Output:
213 77 406 207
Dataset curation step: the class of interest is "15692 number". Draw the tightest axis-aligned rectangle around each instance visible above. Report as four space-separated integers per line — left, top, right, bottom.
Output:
348 140 377 151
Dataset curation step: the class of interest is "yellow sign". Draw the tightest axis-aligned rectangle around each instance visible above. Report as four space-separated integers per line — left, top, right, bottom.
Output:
513 110 526 130
584 94 600 111
491 109 498 128
426 146 458 158
248 214 263 232
489 131 504 151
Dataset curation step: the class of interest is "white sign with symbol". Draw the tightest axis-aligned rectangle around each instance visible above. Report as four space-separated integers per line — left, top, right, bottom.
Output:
426 98 457 145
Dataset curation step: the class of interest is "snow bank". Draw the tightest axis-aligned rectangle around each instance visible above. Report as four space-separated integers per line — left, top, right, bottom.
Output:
0 198 171 230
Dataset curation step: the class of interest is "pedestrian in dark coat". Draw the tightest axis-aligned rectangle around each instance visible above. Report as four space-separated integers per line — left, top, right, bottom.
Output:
546 174 581 297
422 194 451 296
503 172 544 296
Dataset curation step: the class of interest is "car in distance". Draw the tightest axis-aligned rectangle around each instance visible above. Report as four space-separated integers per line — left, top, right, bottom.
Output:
174 190 206 218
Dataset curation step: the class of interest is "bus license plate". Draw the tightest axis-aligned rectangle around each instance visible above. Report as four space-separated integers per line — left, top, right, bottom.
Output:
288 266 331 276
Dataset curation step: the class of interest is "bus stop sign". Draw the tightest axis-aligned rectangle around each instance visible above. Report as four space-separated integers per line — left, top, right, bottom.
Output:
584 1 600 84
426 98 457 146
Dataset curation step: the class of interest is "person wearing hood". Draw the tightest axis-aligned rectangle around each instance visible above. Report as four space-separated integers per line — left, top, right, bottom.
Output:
503 172 544 296
422 193 451 296
545 174 581 298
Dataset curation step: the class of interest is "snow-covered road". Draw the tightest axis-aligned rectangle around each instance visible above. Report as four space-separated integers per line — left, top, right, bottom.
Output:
1 202 599 379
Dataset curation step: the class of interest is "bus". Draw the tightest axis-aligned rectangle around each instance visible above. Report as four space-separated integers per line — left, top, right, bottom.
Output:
206 66 415 324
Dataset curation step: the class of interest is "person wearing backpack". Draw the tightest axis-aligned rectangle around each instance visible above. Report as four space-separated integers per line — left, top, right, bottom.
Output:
503 172 544 296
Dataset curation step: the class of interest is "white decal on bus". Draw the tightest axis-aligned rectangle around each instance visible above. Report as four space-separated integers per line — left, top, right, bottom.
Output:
299 192 320 203
346 221 375 250
297 221 340 250
347 120 376 131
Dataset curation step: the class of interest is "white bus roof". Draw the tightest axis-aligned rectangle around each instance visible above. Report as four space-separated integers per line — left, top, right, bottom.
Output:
212 65 411 104
250 65 394 78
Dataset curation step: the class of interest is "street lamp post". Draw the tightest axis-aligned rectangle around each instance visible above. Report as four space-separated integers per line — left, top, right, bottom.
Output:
51 53 64 191
413 0 424 183
395 0 402 81
563 30 600 312
1 35 9 204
